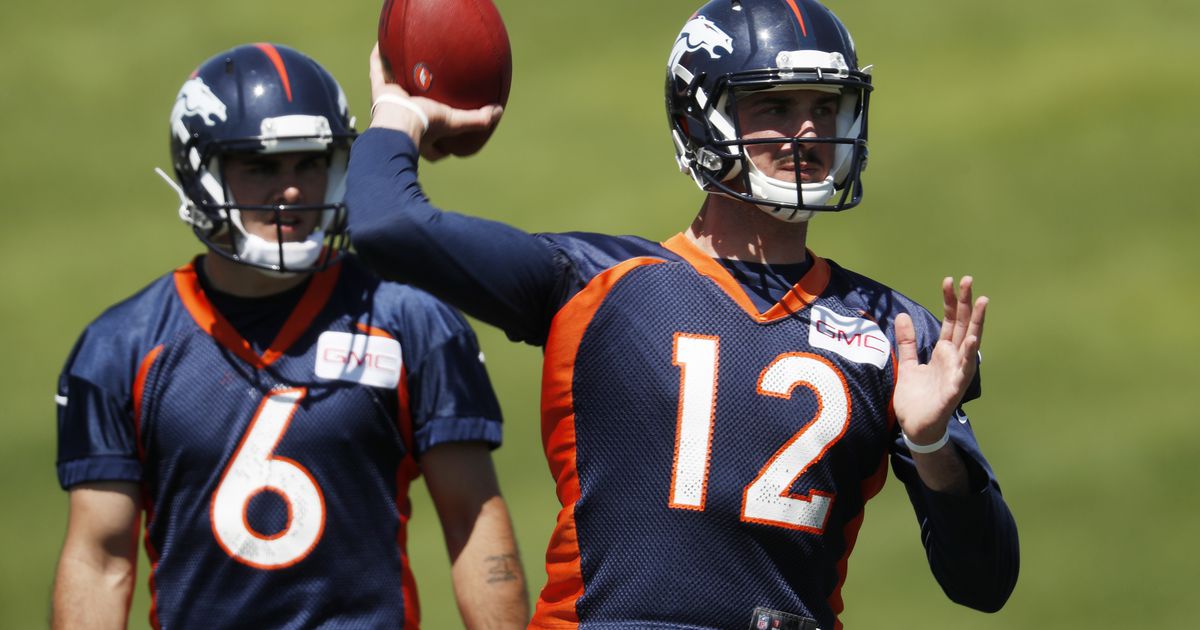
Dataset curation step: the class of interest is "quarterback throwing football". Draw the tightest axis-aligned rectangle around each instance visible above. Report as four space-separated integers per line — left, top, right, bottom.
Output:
352 1 1019 628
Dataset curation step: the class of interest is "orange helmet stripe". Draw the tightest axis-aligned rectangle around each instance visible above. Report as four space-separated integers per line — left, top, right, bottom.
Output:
783 0 809 37
254 42 294 102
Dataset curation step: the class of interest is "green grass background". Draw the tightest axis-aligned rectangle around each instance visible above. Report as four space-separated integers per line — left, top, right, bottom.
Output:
2 0 1197 627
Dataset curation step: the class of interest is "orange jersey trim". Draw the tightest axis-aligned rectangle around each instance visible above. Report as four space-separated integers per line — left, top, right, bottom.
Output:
830 316 898 629
356 322 396 339
131 345 163 628
827 450 889 630
132 345 163 463
534 255 667 627
662 233 830 322
172 260 341 369
391 360 421 629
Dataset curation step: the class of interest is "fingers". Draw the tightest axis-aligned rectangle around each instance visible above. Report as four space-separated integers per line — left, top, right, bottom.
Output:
369 44 385 93
894 313 919 367
438 102 504 133
938 275 984 348
951 276 974 346
403 101 502 160
936 275 987 360
370 43 407 99
369 43 504 159
421 144 448 162
965 295 988 352
938 276 955 342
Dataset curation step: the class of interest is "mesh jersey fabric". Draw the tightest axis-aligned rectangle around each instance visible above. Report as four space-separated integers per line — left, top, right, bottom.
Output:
532 237 917 628
55 255 502 629
344 128 1018 630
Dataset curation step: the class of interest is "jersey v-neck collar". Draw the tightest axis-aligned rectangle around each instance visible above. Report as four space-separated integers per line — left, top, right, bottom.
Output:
172 260 342 369
662 232 829 323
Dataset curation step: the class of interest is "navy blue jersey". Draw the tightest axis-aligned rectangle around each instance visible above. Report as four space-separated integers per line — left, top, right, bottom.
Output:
56 255 502 629
346 129 1018 630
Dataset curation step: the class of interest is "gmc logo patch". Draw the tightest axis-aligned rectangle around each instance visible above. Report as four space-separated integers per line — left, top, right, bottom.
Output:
808 304 890 369
314 331 403 388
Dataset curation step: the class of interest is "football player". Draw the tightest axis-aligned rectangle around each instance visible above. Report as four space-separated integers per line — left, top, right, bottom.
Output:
348 0 1019 628
52 43 528 629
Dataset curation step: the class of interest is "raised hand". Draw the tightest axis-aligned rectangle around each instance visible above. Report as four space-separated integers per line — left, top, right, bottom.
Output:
892 276 987 449
366 44 502 161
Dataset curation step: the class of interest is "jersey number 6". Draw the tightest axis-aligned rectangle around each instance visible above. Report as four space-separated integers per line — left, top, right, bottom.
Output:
670 334 851 533
211 388 326 569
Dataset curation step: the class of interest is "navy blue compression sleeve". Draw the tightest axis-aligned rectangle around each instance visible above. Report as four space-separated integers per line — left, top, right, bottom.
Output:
892 436 1020 612
346 128 563 345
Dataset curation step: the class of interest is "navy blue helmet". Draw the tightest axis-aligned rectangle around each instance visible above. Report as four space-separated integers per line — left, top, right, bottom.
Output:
166 43 357 273
666 0 872 221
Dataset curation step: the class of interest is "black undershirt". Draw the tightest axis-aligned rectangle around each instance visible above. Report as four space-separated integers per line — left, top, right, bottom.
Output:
194 257 312 353
718 258 814 311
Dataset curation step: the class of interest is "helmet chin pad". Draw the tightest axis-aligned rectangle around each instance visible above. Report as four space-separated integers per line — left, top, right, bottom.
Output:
746 164 831 222
236 230 325 274
228 208 326 273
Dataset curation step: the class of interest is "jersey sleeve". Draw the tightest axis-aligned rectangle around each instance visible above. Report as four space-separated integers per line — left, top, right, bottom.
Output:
885 302 1020 612
396 296 505 456
346 128 565 345
55 327 144 489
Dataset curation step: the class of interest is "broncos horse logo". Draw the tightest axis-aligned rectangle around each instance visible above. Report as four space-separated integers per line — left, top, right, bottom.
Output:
171 77 228 144
667 15 734 69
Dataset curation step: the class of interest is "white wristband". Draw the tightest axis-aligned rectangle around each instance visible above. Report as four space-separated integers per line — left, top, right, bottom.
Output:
902 427 951 454
371 94 430 132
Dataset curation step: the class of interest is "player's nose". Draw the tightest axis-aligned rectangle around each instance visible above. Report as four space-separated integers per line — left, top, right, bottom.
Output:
278 185 304 205
792 116 819 139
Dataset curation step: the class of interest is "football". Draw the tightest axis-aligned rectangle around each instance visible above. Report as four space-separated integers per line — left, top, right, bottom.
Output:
378 0 512 156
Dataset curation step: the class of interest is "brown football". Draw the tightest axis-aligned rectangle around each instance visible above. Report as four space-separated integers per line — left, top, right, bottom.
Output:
378 0 512 156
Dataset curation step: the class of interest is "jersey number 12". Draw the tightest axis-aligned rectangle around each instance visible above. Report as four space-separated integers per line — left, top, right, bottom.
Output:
670 334 851 533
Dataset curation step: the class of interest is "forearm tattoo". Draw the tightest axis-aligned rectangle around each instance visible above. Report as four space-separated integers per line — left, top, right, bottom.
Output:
485 553 520 584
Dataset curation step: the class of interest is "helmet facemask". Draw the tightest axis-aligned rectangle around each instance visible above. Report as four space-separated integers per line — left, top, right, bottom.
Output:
176 114 353 276
680 59 871 222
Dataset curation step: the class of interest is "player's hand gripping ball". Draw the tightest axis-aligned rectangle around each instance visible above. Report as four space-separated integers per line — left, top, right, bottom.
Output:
378 0 512 156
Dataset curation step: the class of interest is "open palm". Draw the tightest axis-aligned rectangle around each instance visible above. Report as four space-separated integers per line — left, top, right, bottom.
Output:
893 276 987 446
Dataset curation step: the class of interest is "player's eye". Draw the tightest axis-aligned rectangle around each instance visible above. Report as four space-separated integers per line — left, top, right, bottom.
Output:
813 99 839 118
236 161 278 178
744 99 790 119
296 155 329 174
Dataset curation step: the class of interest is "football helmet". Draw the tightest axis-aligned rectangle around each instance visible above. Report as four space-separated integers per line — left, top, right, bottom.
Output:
666 0 872 221
164 43 356 273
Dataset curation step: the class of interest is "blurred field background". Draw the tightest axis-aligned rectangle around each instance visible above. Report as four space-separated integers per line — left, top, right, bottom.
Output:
2 0 1197 627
